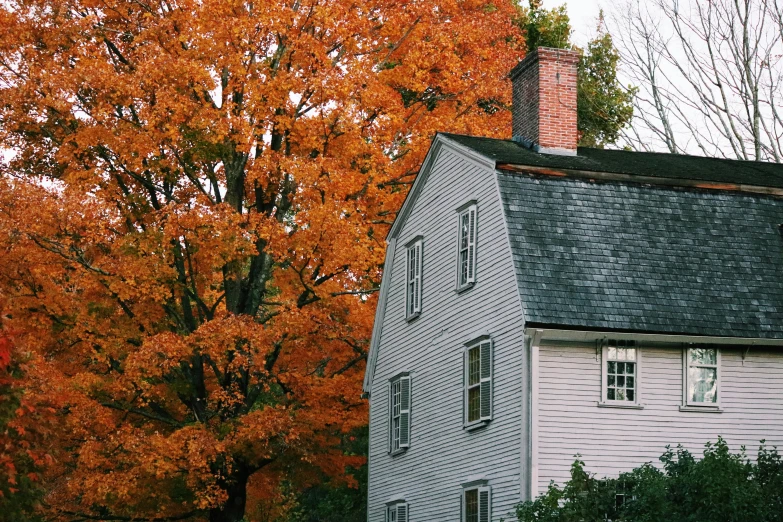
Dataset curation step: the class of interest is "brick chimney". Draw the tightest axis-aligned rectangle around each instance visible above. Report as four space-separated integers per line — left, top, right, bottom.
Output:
510 47 580 156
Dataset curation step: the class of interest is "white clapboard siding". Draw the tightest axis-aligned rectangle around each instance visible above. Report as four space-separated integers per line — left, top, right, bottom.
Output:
537 342 783 493
367 143 527 522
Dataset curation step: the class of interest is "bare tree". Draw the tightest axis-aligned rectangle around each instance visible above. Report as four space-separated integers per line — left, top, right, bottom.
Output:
612 0 783 162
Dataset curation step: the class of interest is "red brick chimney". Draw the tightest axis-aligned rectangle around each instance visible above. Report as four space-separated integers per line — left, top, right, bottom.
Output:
510 47 580 156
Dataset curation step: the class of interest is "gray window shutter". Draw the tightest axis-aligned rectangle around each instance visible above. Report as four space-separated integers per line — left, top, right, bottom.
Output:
480 341 492 421
399 376 411 448
387 382 392 454
414 242 422 313
467 207 476 283
463 349 468 425
397 502 408 522
478 487 491 522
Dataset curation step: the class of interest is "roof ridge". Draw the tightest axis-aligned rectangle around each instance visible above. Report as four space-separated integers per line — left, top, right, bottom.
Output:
439 132 783 190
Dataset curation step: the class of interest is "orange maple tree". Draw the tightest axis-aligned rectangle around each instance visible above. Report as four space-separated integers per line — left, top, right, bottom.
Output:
0 0 522 520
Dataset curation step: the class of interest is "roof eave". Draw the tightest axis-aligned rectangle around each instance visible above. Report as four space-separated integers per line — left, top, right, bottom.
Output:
525 324 783 347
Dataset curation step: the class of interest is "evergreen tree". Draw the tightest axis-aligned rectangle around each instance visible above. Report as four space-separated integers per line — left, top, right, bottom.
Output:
515 2 635 148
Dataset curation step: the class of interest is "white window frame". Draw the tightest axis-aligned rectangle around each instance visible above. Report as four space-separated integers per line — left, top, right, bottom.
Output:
600 340 642 408
405 238 423 319
464 337 492 429
388 373 411 454
386 501 408 522
456 203 477 291
462 485 491 522
683 346 721 408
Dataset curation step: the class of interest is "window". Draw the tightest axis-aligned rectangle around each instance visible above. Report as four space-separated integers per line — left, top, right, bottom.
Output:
389 374 411 453
386 502 408 522
405 239 422 318
464 339 492 426
602 340 639 404
615 478 636 509
457 204 477 289
685 347 719 406
462 486 490 522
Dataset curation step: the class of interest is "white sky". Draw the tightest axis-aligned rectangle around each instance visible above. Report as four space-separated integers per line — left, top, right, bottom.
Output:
541 0 606 46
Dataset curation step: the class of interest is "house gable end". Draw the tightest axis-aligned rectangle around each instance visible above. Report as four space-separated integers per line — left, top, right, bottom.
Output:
363 134 501 393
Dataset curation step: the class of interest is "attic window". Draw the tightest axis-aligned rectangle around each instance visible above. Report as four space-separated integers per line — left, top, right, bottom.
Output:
405 238 422 319
457 203 477 290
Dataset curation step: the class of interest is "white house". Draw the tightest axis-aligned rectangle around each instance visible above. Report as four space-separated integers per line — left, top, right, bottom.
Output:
362 47 783 522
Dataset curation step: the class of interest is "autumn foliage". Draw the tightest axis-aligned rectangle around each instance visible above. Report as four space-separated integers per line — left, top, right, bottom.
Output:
0 0 522 520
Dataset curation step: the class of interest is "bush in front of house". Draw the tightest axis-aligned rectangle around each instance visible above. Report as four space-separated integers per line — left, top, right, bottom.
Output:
516 438 783 522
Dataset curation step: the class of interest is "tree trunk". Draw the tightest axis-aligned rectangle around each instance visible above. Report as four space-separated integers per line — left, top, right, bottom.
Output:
209 467 250 522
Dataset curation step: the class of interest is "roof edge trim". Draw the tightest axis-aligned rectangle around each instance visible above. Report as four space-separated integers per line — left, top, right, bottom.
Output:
362 237 397 393
497 163 783 197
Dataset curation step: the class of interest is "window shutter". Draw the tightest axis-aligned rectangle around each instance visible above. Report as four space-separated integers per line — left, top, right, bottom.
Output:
480 341 492 421
406 241 422 316
460 489 464 522
414 242 422 313
467 207 476 283
387 382 392 454
396 502 408 522
463 349 468 425
478 487 491 522
399 376 411 448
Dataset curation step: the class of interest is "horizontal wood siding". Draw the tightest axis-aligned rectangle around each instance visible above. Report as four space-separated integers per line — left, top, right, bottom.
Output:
367 146 527 521
537 342 783 493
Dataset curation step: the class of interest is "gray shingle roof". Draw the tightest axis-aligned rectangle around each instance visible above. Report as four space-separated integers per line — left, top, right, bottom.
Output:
448 133 783 339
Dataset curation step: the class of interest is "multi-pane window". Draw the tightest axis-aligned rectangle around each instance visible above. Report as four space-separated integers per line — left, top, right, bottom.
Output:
406 240 422 318
462 486 490 522
457 204 477 289
465 339 492 425
391 379 401 450
389 375 411 453
605 341 638 403
686 347 719 405
386 502 408 522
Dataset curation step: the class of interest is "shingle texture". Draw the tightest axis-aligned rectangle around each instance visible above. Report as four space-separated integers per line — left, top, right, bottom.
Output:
496 172 783 338
444 133 783 189
441 133 783 338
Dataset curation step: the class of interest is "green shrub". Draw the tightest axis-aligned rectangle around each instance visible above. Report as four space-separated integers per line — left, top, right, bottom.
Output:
516 438 783 522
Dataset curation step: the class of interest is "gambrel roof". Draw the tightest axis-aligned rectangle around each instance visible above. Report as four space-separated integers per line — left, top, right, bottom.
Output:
447 133 783 339
363 133 783 392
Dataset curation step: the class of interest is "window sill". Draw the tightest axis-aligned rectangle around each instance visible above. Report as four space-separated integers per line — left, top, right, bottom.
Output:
455 283 475 294
405 312 420 323
679 405 723 413
464 420 489 432
389 448 408 457
598 401 644 410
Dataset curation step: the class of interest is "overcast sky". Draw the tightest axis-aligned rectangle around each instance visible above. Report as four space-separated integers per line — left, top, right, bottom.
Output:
541 0 606 46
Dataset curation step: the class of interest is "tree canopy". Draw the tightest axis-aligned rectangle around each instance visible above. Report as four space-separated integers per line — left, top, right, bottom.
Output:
0 0 523 520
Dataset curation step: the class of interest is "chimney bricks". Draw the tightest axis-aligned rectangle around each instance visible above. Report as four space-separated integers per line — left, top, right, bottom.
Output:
510 47 580 156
